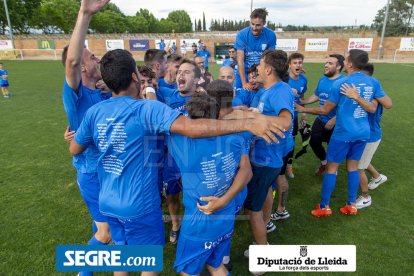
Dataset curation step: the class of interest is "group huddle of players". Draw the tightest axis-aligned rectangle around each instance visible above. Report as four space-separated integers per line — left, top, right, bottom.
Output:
62 1 392 276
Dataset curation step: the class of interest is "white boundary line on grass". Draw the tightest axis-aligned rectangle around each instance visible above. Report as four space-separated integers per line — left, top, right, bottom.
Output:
399 64 414 68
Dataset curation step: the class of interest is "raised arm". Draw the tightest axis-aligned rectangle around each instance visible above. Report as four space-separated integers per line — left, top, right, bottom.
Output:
169 115 286 145
65 0 109 92
198 154 252 215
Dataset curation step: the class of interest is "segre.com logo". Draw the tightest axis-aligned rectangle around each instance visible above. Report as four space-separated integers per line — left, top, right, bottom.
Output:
56 245 163 271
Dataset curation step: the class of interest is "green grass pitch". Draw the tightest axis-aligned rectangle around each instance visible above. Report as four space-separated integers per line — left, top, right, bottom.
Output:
0 60 413 275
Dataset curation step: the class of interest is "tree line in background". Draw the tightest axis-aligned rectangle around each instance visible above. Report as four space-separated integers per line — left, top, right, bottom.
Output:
0 0 412 35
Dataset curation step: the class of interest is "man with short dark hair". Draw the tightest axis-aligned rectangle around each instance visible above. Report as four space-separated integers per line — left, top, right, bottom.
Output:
61 1 112 275
171 42 178 54
233 64 265 109
222 47 237 68
299 54 345 175
196 44 213 71
195 55 213 89
234 8 276 90
242 50 293 274
157 39 165 50
284 52 307 179
354 63 392 209
296 49 391 216
144 49 169 101
158 54 182 90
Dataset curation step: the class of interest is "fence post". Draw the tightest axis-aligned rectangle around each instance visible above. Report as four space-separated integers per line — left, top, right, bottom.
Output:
54 50 57 60
20 49 23 60
393 49 397 63
343 49 346 57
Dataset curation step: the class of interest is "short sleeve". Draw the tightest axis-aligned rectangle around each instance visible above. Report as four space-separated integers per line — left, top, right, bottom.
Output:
373 79 386 99
73 110 94 147
158 86 175 103
63 78 81 112
328 80 341 104
303 76 308 93
269 89 294 117
234 31 246 51
268 31 277 49
314 79 322 97
137 100 181 136
207 51 211 58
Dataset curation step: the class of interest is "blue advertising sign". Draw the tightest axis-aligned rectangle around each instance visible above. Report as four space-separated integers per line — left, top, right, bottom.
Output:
129 40 150 51
56 245 163 272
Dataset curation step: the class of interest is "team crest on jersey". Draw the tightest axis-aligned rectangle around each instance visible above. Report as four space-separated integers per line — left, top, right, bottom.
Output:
262 44 267 51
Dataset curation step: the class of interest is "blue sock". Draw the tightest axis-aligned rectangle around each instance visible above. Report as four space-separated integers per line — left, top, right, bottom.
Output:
79 272 93 276
88 236 108 245
92 221 97 236
227 273 231 276
347 170 359 205
320 173 337 209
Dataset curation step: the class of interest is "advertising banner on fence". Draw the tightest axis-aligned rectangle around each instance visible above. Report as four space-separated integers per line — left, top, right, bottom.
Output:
348 38 373 51
276 39 299 51
305 39 329 51
37 40 56 50
106 40 125 51
129 40 149 51
0 40 13 50
400 37 414 51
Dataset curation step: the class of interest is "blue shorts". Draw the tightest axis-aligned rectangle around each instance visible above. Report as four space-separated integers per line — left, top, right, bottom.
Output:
326 139 368 163
1 83 9 87
105 208 165 246
77 172 106 223
163 152 182 196
173 230 233 275
244 163 281 212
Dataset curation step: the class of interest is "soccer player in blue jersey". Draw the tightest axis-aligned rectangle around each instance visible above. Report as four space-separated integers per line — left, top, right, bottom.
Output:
296 49 392 216
157 39 165 50
241 50 293 267
221 47 237 68
144 49 169 100
0 63 11 97
345 63 392 209
300 54 345 175
168 92 252 276
69 48 284 276
233 64 264 110
284 53 308 178
62 1 111 275
196 44 213 71
158 54 182 90
234 8 276 91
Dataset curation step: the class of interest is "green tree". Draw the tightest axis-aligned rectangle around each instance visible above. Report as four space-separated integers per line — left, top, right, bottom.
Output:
100 2 124 16
373 0 412 36
209 19 215 31
32 0 79 34
136 8 159 33
90 10 128 33
158 19 178 33
167 10 192 33
197 19 202 31
127 16 149 33
194 18 197 31
203 12 206 31
0 0 41 34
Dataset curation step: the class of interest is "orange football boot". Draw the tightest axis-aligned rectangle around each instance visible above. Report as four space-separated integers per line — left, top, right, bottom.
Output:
311 204 332 217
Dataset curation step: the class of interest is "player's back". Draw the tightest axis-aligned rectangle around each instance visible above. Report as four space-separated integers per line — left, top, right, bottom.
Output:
75 96 180 219
166 132 250 241
329 73 385 141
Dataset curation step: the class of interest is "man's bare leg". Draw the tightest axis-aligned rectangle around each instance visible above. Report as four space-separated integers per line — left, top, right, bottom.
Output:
207 262 229 276
366 164 380 179
262 187 274 226
245 208 267 245
167 193 181 243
